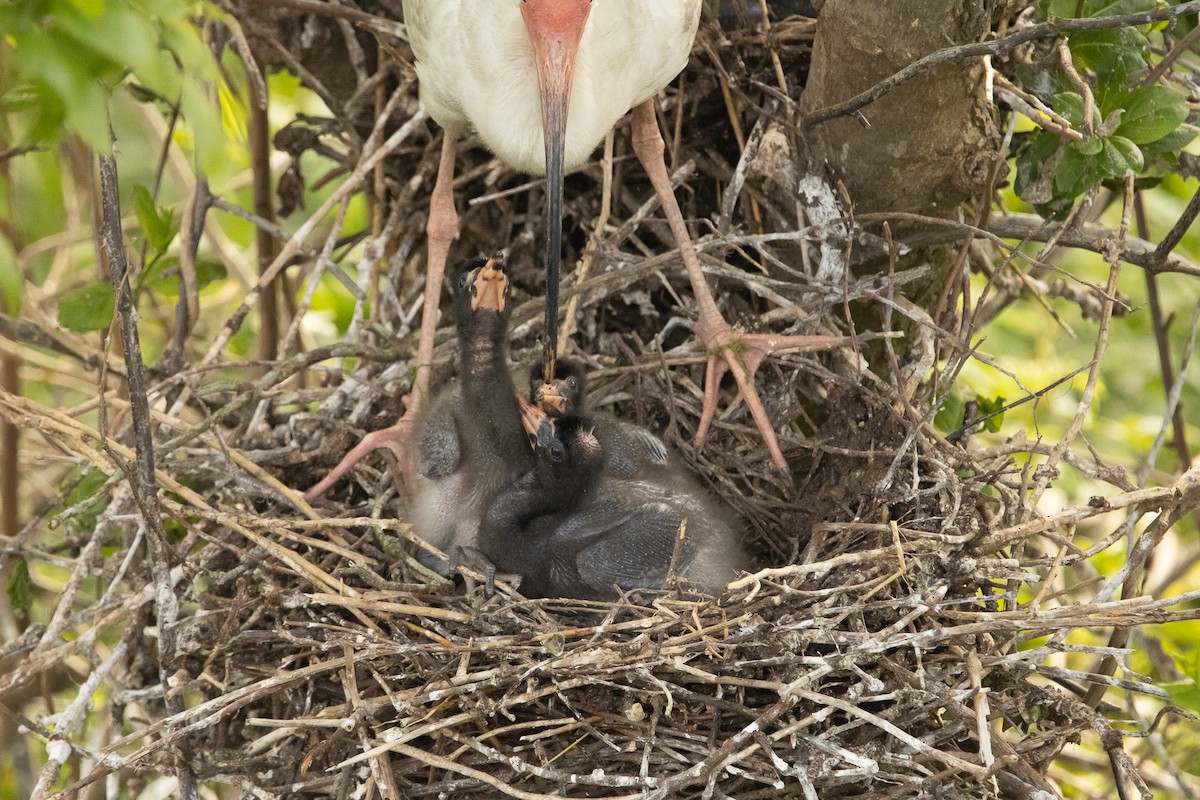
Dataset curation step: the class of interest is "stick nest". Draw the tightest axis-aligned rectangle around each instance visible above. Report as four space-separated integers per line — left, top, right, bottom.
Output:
6 3 1199 799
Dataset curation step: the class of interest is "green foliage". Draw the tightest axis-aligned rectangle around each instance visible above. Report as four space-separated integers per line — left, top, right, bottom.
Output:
0 0 224 169
976 395 1007 433
1068 27 1149 76
0 233 20 314
1045 0 1156 16
1014 1 1196 217
1164 678 1200 714
54 468 112 534
144 257 228 296
62 468 109 507
1108 86 1191 144
1016 700 1052 734
933 393 1007 435
1056 133 1142 194
130 181 233 298
935 394 967 433
132 184 178 254
1166 649 1200 777
6 558 33 619
56 281 115 332
1046 0 1157 77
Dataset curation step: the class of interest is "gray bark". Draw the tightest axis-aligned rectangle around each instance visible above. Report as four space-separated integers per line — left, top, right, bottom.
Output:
800 0 1001 217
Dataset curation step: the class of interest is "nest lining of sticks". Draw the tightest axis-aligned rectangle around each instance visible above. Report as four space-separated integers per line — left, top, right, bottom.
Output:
6 4 1199 799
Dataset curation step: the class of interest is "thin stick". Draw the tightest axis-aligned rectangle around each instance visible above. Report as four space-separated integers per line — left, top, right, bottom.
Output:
98 151 197 800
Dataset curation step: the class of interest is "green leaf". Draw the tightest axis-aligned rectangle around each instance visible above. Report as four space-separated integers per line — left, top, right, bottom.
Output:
1182 651 1200 683
132 184 177 253
1055 135 1143 198
6 558 33 620
66 0 105 15
1053 92 1086 128
196 259 228 288
56 6 158 75
1016 65 1067 104
1044 0 1079 17
0 235 21 315
57 281 115 332
13 30 119 150
14 84 67 147
145 257 227 295
1014 130 1063 204
934 395 967 434
1164 680 1200 714
1033 196 1076 221
1100 135 1144 175
978 396 1007 433
1043 0 1154 17
1142 123 1199 155
2 0 224 158
1114 86 1189 145
1055 143 1103 197
180 79 226 175
0 84 42 114
55 468 112 534
1070 28 1149 77
63 468 109 509
1082 0 1154 16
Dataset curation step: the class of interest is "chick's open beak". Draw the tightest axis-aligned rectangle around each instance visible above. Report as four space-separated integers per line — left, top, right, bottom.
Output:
534 382 568 416
470 254 508 312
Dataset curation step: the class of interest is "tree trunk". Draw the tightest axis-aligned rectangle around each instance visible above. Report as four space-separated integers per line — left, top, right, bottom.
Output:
800 0 1001 217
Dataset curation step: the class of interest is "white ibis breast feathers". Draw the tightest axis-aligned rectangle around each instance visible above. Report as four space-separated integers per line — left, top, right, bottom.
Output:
405 0 702 174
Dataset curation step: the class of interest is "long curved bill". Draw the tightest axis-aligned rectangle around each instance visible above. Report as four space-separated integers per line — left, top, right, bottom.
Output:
520 0 591 384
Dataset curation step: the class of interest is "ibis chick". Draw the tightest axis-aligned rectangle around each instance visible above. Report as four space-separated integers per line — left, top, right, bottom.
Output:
479 358 748 599
406 256 534 568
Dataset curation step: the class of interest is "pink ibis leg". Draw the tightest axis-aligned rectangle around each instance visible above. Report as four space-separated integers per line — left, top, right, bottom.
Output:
629 101 844 471
306 136 460 501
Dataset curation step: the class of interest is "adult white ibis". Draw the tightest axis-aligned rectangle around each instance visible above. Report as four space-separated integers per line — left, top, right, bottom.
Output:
307 0 829 500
